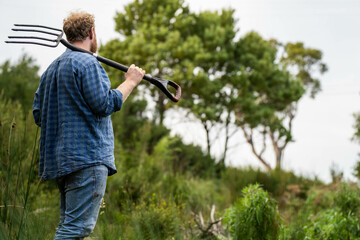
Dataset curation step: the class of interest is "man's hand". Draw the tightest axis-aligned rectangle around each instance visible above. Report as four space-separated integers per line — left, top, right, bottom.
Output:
116 64 145 102
125 64 145 87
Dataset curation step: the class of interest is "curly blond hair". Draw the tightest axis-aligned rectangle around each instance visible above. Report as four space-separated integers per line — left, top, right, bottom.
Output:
63 11 95 43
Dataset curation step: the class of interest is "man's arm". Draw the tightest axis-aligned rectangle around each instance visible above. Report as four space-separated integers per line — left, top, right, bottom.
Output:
116 64 145 102
81 63 145 117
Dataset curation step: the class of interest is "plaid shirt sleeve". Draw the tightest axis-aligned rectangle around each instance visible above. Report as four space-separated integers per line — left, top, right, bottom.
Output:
33 87 41 126
81 62 123 117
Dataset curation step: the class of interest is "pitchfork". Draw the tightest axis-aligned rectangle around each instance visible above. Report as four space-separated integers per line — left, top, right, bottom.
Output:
5 24 181 102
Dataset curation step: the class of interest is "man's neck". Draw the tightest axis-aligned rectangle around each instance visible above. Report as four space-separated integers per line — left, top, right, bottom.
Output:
71 39 91 52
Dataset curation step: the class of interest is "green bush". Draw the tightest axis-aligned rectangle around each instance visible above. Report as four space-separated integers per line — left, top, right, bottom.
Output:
334 183 360 216
300 186 334 217
304 209 360 239
222 167 320 203
224 184 282 240
128 194 183 240
285 183 360 240
156 174 231 212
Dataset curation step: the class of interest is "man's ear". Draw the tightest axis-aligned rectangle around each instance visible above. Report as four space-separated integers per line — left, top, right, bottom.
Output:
89 27 95 40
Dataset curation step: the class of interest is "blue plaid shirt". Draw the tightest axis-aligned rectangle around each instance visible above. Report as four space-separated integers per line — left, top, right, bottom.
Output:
33 48 123 181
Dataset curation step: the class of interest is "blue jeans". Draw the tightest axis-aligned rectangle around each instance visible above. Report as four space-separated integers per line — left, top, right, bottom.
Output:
54 165 108 240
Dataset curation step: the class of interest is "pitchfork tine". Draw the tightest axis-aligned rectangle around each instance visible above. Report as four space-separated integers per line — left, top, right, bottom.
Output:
8 36 57 42
4 40 59 48
11 24 62 37
5 24 63 48
11 28 60 37
14 24 62 32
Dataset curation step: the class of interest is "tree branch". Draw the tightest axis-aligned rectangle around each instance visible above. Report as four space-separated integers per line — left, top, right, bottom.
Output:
241 126 272 171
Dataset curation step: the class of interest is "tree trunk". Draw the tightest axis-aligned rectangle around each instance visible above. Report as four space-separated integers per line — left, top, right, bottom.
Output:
203 121 211 156
157 93 166 125
220 112 231 167
272 103 296 169
274 147 283 170
249 142 272 171
241 126 272 171
269 131 286 170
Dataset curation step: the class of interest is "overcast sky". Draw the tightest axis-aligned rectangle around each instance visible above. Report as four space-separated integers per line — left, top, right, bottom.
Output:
1 0 359 182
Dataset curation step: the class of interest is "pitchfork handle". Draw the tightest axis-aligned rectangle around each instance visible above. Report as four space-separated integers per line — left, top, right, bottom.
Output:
60 39 181 102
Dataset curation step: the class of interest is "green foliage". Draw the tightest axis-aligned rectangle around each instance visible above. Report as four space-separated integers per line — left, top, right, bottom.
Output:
352 112 360 144
129 194 183 240
282 183 360 239
304 209 360 240
353 158 360 181
351 112 360 181
334 183 360 216
156 136 217 177
0 94 59 240
280 42 328 98
0 54 40 114
2 87 354 240
222 167 319 203
107 124 219 210
301 187 334 216
101 0 196 123
156 174 231 213
231 32 327 170
100 0 237 137
100 0 328 170
300 183 360 218
234 32 304 122
96 194 184 240
111 95 149 151
224 184 282 240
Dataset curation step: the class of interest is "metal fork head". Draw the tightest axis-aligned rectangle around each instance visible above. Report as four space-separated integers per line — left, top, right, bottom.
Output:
5 24 63 48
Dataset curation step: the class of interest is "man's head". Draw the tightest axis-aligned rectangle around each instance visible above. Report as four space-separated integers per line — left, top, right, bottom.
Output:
63 11 97 53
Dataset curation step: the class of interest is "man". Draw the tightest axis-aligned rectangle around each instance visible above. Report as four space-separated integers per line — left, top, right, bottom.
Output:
33 11 145 239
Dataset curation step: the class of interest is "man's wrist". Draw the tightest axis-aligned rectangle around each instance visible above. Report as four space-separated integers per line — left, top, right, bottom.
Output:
124 78 138 89
116 79 138 102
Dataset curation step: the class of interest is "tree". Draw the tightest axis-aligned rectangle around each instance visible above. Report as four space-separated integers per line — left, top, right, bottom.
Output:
178 9 237 158
228 33 327 170
99 0 327 170
100 0 237 159
0 54 40 114
100 0 195 124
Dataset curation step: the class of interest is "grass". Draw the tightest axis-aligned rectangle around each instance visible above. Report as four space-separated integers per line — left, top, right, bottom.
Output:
0 98 59 240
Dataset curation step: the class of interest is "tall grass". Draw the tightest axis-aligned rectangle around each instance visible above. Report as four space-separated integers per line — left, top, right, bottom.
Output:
0 96 58 239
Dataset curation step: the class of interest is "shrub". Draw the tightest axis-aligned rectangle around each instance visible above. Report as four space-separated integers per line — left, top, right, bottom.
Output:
334 183 360 216
304 209 360 239
129 194 183 240
287 183 360 240
224 184 282 240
